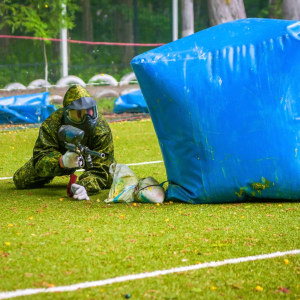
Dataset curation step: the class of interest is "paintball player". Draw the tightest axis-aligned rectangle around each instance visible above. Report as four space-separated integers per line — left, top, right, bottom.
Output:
13 85 115 200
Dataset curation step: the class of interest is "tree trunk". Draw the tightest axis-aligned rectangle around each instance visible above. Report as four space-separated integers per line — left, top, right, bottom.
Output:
82 0 93 59
194 0 210 32
269 0 278 19
207 0 247 26
114 0 134 66
181 0 194 37
0 21 10 59
82 0 93 41
282 0 300 20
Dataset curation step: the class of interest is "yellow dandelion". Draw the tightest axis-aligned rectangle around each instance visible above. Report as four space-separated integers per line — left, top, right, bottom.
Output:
255 286 263 291
210 286 217 291
156 203 160 206
28 217 33 220
284 259 289 264
133 203 137 206
59 198 63 201
5 242 10 246
8 224 13 227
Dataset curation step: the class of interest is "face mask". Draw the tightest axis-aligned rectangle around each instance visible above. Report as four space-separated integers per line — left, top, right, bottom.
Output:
64 106 98 137
65 107 97 124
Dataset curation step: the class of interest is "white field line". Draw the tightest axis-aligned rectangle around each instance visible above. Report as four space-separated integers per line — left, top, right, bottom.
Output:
0 161 164 181
126 160 163 166
0 177 13 180
0 249 299 300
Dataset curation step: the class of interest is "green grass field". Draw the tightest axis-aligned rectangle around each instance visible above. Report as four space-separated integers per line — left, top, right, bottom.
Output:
0 119 300 300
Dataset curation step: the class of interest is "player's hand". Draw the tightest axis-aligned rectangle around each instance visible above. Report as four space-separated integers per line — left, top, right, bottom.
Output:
61 151 82 168
71 184 90 200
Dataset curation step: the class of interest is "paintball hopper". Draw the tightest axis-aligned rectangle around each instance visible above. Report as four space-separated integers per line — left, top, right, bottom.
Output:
58 125 84 144
134 177 165 204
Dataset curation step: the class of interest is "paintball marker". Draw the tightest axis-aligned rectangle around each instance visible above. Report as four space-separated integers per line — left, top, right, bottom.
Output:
58 125 105 170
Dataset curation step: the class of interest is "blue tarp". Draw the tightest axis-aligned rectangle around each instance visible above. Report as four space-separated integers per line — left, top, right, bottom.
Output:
0 92 56 124
113 89 149 114
132 18 300 204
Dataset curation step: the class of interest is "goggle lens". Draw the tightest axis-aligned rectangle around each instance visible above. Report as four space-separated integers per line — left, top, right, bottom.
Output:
67 107 97 123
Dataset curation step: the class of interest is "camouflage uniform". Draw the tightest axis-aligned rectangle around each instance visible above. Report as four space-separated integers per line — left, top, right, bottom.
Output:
13 86 115 195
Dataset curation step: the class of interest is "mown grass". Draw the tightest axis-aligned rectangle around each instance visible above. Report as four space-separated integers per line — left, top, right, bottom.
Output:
0 120 299 300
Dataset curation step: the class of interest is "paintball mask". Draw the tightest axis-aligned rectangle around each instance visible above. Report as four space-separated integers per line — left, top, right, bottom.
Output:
63 96 98 137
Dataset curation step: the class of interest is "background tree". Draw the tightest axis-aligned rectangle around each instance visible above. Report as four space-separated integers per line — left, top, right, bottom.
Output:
282 0 300 19
269 0 282 18
0 18 10 60
181 0 194 37
114 0 134 67
1 0 297 88
82 0 93 42
207 0 247 26
0 0 79 87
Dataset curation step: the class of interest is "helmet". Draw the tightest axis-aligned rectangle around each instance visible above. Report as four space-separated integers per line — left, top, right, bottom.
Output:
63 85 98 137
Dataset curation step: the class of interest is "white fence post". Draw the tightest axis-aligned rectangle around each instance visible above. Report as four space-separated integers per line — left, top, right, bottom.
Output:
60 3 68 78
173 0 178 41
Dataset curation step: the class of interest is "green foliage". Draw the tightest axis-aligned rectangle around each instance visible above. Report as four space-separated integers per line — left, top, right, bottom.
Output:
0 0 80 87
244 0 282 19
0 0 286 88
0 0 80 38
96 97 116 113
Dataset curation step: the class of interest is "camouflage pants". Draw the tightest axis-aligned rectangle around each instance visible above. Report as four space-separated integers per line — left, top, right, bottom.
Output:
13 158 72 189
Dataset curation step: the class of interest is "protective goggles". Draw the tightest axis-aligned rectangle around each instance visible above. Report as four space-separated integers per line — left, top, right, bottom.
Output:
65 106 98 124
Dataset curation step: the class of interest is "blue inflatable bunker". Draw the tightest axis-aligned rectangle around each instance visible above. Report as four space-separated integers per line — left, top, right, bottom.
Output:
113 89 149 114
131 19 300 204
0 92 55 124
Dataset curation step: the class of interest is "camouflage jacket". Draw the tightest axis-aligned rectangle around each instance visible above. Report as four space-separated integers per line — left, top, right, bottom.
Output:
33 108 115 194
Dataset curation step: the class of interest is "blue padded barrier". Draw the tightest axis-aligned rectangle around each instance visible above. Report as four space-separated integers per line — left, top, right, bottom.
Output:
0 92 55 124
131 18 300 204
113 89 149 114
